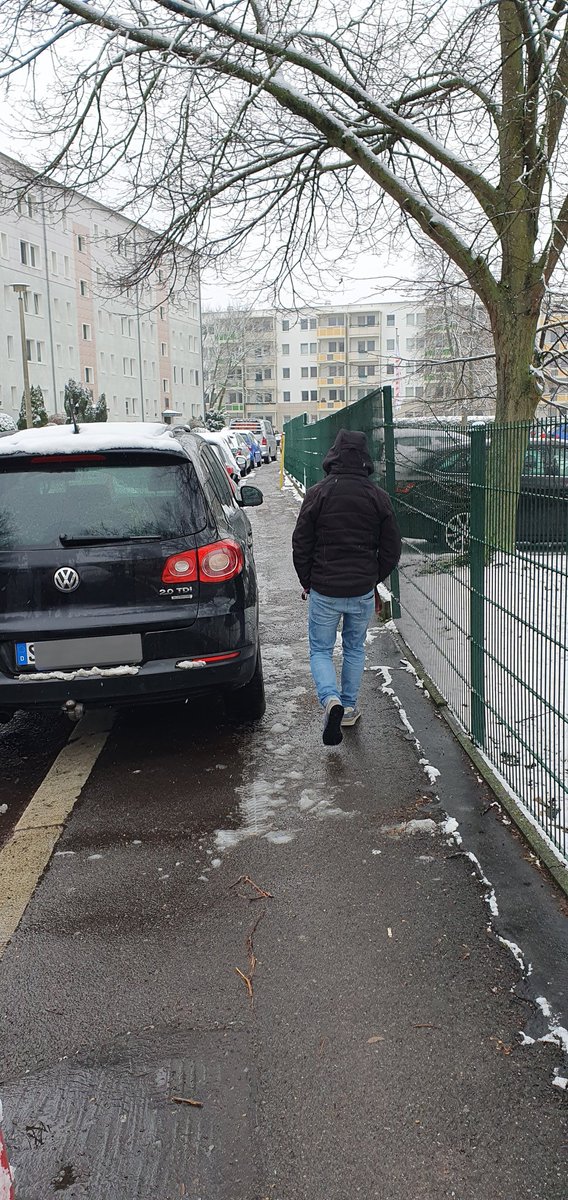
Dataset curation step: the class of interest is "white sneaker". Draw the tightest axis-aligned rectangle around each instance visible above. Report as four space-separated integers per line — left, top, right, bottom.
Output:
341 706 361 727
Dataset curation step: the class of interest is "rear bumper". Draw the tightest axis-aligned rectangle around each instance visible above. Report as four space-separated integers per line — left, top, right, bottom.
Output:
0 644 257 712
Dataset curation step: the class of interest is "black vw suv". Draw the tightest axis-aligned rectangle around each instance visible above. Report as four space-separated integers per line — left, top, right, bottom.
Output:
0 422 265 721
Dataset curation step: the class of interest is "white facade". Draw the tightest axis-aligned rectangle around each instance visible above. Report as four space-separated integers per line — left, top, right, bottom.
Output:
0 154 203 425
208 300 428 431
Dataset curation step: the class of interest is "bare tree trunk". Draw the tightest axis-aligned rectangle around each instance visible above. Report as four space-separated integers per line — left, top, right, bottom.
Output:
485 304 542 550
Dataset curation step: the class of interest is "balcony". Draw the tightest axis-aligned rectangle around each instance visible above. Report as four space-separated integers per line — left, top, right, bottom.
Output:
317 324 346 337
317 352 346 363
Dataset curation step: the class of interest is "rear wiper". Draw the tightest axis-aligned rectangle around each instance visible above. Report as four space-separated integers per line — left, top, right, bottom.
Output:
59 534 162 546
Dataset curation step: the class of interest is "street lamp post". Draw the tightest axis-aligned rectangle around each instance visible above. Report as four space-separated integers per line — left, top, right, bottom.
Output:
13 284 32 428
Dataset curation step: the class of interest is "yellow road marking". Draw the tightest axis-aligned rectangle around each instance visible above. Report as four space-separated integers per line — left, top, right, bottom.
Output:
0 709 114 957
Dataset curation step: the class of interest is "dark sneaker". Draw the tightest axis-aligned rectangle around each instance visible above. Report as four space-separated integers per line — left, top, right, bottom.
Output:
323 697 344 746
341 706 361 727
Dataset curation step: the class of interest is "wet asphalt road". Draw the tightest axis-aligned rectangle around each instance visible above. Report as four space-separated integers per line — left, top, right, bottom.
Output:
0 463 567 1199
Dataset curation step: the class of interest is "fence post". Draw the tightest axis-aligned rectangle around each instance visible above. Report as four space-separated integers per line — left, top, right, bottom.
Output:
470 425 486 747
381 385 401 619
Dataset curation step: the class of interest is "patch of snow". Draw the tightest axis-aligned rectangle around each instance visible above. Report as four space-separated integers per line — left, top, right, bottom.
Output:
372 848 382 856
18 664 139 681
0 804 7 815
87 854 103 861
264 830 295 844
419 758 441 785
400 658 426 688
552 1070 568 1090
176 660 207 669
210 858 221 868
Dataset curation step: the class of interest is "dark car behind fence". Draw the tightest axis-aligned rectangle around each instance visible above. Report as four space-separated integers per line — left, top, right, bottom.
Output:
284 390 568 872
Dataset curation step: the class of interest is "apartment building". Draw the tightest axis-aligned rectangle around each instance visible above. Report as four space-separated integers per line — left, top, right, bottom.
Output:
204 300 429 430
0 153 203 425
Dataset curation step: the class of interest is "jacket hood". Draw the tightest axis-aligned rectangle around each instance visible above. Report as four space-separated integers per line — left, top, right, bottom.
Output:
322 429 374 476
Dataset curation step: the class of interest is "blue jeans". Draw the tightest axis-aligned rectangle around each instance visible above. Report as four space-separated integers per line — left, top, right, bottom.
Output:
308 588 375 709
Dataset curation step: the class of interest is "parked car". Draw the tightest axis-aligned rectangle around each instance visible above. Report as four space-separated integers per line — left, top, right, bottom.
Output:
197 429 242 487
230 418 277 463
394 440 568 551
0 422 265 722
221 428 251 476
240 430 263 468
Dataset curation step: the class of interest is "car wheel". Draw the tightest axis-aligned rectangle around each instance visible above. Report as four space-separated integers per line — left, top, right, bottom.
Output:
225 648 265 721
443 511 470 553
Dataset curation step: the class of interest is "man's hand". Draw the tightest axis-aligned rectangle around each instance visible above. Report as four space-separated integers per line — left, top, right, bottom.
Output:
301 588 310 600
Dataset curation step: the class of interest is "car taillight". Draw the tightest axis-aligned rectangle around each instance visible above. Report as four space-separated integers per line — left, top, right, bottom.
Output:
162 551 198 583
198 539 243 582
261 437 267 446
224 464 235 476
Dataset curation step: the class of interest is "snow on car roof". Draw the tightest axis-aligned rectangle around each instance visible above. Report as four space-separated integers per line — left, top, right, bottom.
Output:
0 421 187 458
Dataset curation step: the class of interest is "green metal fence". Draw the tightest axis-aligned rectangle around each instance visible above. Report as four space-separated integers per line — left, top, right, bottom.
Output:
283 390 386 490
284 394 568 866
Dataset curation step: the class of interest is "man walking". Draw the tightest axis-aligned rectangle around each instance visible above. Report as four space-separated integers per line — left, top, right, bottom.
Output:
292 429 401 746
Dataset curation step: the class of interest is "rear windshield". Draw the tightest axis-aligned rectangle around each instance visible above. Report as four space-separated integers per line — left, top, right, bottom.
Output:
0 453 207 550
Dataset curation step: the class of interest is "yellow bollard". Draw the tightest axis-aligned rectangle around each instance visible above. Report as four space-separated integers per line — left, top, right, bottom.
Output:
279 432 286 488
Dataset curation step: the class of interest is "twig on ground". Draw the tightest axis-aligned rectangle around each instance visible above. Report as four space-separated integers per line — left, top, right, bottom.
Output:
229 874 274 899
170 1096 203 1108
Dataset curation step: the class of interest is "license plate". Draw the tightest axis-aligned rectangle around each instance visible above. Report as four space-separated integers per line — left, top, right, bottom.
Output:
15 634 142 672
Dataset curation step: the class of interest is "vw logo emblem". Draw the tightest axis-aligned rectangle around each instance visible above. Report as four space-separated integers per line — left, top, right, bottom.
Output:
54 566 80 593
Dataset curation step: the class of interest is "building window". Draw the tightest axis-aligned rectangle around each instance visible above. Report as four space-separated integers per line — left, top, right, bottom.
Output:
64 256 70 278
300 318 308 330
282 367 290 379
162 378 169 392
161 341 168 356
7 335 14 359
80 279 89 297
386 314 395 326
85 366 93 384
25 339 33 361
20 240 39 267
310 318 317 329
282 319 289 331
386 338 395 351
282 343 290 355
77 234 86 252
36 341 45 363
283 391 291 402
159 305 166 319
82 323 91 340
50 250 58 274
406 312 415 326
326 314 344 326
301 366 309 378
301 390 309 401
0 233 8 258
33 292 41 315
300 342 308 354
386 364 395 375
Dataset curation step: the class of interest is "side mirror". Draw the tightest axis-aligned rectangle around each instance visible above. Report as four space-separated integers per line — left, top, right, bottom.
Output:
238 485 264 507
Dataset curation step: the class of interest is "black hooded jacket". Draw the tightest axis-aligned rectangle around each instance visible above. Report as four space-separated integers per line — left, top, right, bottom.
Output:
292 430 401 597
